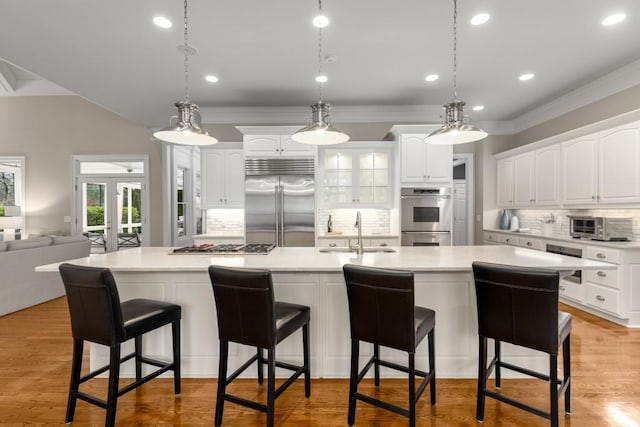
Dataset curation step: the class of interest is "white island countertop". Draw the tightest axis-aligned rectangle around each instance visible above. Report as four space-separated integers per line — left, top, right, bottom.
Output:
36 245 612 273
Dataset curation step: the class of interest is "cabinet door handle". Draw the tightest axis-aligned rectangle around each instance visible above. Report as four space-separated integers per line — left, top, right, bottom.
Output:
224 199 227 203
506 238 511 243
592 195 596 200
380 243 388 247
597 271 607 277
219 199 223 203
597 253 606 259
596 295 606 302
560 286 566 291
329 243 336 247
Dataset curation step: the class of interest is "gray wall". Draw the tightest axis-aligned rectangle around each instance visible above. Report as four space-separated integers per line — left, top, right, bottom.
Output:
0 96 165 244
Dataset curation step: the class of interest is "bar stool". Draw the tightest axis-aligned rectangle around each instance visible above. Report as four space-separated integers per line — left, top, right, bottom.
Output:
342 264 436 427
472 262 572 427
58 263 181 427
208 265 311 427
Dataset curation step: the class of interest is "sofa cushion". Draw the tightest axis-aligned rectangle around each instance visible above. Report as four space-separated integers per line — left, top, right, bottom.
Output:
6 237 53 251
51 235 88 245
0 242 7 252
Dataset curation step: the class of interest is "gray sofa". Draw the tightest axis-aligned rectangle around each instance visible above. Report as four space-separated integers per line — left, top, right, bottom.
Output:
0 235 91 316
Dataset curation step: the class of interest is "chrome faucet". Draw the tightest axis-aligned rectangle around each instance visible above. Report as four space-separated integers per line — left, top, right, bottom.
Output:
350 211 364 255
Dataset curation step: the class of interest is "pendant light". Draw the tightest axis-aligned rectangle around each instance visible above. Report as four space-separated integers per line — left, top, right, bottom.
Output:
425 0 487 145
153 0 217 146
292 0 349 145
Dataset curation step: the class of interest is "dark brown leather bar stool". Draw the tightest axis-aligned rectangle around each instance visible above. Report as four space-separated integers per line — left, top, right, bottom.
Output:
472 262 571 427
342 264 436 427
58 263 181 427
208 265 310 427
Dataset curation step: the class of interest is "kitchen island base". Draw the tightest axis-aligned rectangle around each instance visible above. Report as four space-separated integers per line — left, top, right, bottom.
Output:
91 270 550 379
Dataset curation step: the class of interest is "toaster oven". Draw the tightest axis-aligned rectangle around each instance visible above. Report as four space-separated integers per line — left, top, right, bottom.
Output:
569 216 632 241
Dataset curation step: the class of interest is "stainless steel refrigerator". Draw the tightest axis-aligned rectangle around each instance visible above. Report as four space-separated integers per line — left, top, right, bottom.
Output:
245 158 315 247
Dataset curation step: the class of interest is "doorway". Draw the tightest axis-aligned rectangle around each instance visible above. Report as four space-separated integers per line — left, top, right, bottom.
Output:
73 156 149 253
452 153 475 245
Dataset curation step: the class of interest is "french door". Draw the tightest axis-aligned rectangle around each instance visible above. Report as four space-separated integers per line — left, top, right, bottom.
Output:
75 177 146 253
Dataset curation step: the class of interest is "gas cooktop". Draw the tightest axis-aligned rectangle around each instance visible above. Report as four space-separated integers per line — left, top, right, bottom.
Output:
171 243 275 255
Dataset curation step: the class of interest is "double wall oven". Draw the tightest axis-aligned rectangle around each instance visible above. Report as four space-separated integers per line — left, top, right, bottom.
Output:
401 187 452 246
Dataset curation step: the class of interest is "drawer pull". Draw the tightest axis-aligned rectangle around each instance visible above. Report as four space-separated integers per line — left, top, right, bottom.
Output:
526 241 532 246
560 286 566 291
596 295 606 302
380 243 388 247
329 243 336 247
597 253 606 259
597 271 607 277
506 238 511 243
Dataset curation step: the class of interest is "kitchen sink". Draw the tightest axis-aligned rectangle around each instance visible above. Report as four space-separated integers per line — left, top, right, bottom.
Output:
318 247 396 253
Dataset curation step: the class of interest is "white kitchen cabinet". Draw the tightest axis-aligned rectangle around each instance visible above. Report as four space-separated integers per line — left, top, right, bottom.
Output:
244 134 316 157
400 134 453 185
498 146 559 208
200 149 245 208
496 158 514 206
562 122 640 205
320 148 392 208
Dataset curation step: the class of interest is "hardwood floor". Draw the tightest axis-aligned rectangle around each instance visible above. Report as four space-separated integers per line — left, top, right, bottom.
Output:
1 297 639 426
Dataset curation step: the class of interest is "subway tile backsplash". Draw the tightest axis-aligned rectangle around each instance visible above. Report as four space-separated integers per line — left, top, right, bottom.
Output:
510 209 640 240
204 209 244 235
317 209 390 235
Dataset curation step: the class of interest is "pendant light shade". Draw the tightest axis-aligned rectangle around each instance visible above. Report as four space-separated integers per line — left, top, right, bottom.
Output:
153 0 217 146
291 101 349 145
292 0 349 145
426 101 487 145
153 101 217 146
425 0 487 145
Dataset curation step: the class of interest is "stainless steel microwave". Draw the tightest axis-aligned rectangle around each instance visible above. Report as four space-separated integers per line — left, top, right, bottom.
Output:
569 216 632 241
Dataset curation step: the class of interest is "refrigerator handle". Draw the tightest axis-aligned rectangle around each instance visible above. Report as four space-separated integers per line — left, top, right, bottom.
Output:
274 184 279 246
280 184 285 246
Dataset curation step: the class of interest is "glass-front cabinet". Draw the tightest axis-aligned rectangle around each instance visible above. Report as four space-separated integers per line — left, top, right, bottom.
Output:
321 147 392 207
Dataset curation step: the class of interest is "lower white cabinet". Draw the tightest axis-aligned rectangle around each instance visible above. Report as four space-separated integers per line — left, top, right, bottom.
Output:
317 236 399 248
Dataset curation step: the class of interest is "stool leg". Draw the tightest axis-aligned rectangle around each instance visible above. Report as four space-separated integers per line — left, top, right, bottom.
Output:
373 344 380 387
105 345 121 427
476 336 487 422
494 339 501 389
267 348 276 427
408 352 416 427
550 354 559 427
303 322 311 398
257 348 264 385
172 320 181 395
563 334 571 415
65 338 83 423
215 340 229 427
428 328 436 404
347 339 359 426
135 335 142 381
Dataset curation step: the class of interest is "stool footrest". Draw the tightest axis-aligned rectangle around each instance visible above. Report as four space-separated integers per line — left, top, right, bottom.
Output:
354 392 409 418
484 389 551 420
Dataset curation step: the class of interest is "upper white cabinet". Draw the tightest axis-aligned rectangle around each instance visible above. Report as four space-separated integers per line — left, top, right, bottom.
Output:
562 122 640 205
320 147 392 208
244 134 316 157
400 134 453 185
497 145 560 207
201 149 245 208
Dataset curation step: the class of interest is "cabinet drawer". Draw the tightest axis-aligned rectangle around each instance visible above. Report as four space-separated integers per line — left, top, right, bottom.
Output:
517 237 544 250
318 238 348 247
365 238 398 247
484 233 501 244
559 279 582 302
584 247 620 264
584 283 620 315
584 268 619 289
499 235 517 245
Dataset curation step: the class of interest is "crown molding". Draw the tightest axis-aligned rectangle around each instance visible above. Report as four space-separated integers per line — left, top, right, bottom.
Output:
0 61 16 94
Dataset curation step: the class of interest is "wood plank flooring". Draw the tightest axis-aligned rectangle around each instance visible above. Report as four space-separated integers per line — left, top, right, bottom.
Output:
1 297 639 426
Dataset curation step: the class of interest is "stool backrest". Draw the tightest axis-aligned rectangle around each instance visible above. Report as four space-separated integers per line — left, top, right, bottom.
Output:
58 263 124 346
208 265 275 348
472 262 560 354
343 264 416 352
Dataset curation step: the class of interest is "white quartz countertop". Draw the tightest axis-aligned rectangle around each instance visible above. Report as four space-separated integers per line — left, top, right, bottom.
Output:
484 228 640 249
36 246 613 273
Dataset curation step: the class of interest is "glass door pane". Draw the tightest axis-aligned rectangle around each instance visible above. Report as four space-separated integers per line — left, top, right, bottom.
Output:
116 181 142 250
81 181 109 253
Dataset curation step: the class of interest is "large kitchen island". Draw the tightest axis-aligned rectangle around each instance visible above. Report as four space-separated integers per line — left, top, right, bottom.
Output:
37 245 612 379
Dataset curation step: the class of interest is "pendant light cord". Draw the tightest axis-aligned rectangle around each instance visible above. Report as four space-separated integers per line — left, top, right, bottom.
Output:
183 0 190 103
317 0 324 102
452 0 458 102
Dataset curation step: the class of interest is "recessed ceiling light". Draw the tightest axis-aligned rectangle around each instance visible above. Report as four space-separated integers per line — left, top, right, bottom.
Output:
312 14 329 28
153 16 172 29
470 13 490 26
425 74 439 82
205 75 219 83
315 75 328 83
519 73 535 81
473 105 484 111
602 13 626 26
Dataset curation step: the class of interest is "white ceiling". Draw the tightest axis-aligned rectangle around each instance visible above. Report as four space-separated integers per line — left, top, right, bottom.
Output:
1 0 640 132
